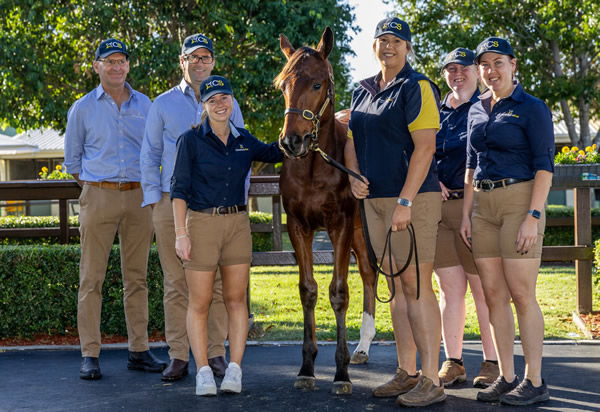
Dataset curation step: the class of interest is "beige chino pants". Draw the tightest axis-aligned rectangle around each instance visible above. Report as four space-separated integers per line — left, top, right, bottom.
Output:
77 184 153 357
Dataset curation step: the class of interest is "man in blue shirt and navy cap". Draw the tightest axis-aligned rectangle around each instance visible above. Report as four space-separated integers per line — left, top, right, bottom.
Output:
141 33 245 382
65 38 167 380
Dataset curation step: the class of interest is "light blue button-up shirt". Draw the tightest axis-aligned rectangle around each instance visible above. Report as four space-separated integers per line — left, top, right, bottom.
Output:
140 79 244 207
64 82 151 182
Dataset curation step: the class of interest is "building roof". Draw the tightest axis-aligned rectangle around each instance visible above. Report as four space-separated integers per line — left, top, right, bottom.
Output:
0 129 64 159
553 114 599 144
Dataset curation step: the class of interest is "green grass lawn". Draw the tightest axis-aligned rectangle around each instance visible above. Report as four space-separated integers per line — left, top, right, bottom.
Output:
249 264 589 341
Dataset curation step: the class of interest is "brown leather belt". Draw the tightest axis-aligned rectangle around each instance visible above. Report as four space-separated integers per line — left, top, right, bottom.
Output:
85 181 141 191
472 178 527 192
198 205 247 215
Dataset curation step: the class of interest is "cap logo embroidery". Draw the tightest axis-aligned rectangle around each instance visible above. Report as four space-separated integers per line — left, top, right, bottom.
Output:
382 22 402 30
486 40 500 48
191 36 209 45
104 41 123 50
205 79 225 90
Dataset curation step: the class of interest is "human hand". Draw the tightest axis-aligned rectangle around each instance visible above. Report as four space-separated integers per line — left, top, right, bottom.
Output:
391 204 411 232
459 216 472 249
439 181 450 201
349 175 369 199
175 235 191 261
516 216 538 255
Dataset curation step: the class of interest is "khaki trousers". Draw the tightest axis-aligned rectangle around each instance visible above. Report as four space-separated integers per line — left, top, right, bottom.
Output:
77 185 153 357
153 193 229 360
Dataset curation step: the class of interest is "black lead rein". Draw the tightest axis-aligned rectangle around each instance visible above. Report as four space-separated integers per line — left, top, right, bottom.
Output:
314 147 420 303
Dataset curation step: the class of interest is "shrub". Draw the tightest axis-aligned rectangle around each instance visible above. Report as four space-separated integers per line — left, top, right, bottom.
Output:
0 245 164 339
0 212 275 251
543 205 600 246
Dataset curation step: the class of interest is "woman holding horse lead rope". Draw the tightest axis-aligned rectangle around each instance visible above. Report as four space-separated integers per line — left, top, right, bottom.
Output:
171 75 282 396
345 17 445 407
434 48 498 388
460 37 553 406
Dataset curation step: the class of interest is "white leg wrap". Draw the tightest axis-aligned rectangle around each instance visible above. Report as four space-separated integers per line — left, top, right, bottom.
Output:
354 312 375 355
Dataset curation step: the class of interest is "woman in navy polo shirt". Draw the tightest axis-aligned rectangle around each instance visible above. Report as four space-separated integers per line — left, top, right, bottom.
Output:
171 75 282 396
434 48 498 388
346 17 445 407
460 38 554 406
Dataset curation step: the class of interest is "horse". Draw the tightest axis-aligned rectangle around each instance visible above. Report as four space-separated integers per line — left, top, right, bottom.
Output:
274 27 377 395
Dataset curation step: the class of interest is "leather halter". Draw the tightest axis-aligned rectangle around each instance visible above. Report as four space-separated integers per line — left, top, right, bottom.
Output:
282 72 335 151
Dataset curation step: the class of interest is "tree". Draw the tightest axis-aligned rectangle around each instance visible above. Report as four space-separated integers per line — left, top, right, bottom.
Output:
0 0 356 143
396 0 600 147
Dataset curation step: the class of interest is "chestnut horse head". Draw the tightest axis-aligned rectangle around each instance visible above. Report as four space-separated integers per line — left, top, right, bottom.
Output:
274 27 335 158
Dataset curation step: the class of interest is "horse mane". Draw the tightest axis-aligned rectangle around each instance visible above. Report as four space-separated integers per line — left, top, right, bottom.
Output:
273 46 330 90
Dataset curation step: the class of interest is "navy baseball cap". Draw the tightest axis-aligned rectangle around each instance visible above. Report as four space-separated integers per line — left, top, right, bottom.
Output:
442 48 475 69
181 33 213 55
374 17 411 42
474 37 514 63
95 38 129 60
200 75 233 102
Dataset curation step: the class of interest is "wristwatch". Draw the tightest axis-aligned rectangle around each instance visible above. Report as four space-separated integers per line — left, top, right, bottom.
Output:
527 209 541 219
397 198 412 207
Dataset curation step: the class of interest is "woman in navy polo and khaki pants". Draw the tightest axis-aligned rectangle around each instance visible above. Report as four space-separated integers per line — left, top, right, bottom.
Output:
461 38 554 406
171 75 282 396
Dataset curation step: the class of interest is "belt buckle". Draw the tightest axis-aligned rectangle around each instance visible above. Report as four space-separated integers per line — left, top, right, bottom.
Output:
216 206 226 215
481 179 494 192
118 182 126 191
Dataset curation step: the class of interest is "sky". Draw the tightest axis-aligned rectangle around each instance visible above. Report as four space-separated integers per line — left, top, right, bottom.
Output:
346 0 397 83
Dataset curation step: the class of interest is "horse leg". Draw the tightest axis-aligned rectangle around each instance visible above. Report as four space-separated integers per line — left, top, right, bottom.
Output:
349 212 377 364
288 219 318 390
328 225 353 395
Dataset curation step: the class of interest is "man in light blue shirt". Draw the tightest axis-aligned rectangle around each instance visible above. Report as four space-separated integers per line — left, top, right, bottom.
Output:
65 38 167 380
140 33 244 381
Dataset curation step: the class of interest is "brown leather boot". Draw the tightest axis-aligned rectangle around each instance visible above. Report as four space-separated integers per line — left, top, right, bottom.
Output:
397 375 446 407
372 368 420 397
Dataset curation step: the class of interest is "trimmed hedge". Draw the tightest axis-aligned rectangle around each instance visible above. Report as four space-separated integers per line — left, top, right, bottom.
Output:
544 205 600 246
0 245 164 339
0 212 273 252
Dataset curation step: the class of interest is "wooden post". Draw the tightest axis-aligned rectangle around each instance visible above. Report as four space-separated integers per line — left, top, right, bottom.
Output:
574 187 592 313
59 199 68 244
272 195 282 251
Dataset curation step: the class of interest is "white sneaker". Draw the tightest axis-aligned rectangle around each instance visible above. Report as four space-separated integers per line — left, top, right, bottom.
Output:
220 362 242 393
195 365 217 396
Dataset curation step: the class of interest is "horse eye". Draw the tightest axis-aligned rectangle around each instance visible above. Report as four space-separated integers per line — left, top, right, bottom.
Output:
313 83 321 90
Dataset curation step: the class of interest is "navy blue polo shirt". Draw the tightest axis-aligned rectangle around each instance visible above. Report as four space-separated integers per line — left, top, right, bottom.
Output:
348 63 441 198
435 90 480 190
170 120 283 210
466 82 554 181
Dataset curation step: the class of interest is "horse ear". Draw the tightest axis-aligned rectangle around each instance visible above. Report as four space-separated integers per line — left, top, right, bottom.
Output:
317 26 334 60
280 34 295 60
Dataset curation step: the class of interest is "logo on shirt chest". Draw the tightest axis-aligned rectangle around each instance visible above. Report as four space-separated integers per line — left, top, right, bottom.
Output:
498 109 520 119
235 144 249 152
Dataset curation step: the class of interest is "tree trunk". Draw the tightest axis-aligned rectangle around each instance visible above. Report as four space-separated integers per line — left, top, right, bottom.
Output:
577 52 591 148
551 40 578 145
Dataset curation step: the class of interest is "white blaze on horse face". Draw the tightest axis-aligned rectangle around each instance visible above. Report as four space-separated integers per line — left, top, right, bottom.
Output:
354 312 375 356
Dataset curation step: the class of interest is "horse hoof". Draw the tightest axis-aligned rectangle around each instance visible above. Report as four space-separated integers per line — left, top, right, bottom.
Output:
350 350 368 364
294 376 316 390
332 381 352 395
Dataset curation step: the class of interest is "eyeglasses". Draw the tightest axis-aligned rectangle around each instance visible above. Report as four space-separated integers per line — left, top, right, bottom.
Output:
183 55 214 64
98 58 128 67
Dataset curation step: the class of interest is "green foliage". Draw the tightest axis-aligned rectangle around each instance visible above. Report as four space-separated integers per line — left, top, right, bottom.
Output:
0 212 274 250
544 205 600 246
0 245 165 338
555 144 600 165
0 1 356 142
397 0 600 145
38 165 74 180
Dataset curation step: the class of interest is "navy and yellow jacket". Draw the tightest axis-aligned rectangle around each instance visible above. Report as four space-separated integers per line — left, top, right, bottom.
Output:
349 63 441 198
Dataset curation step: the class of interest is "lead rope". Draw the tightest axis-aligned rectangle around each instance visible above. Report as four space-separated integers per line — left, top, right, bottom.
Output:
314 147 420 302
